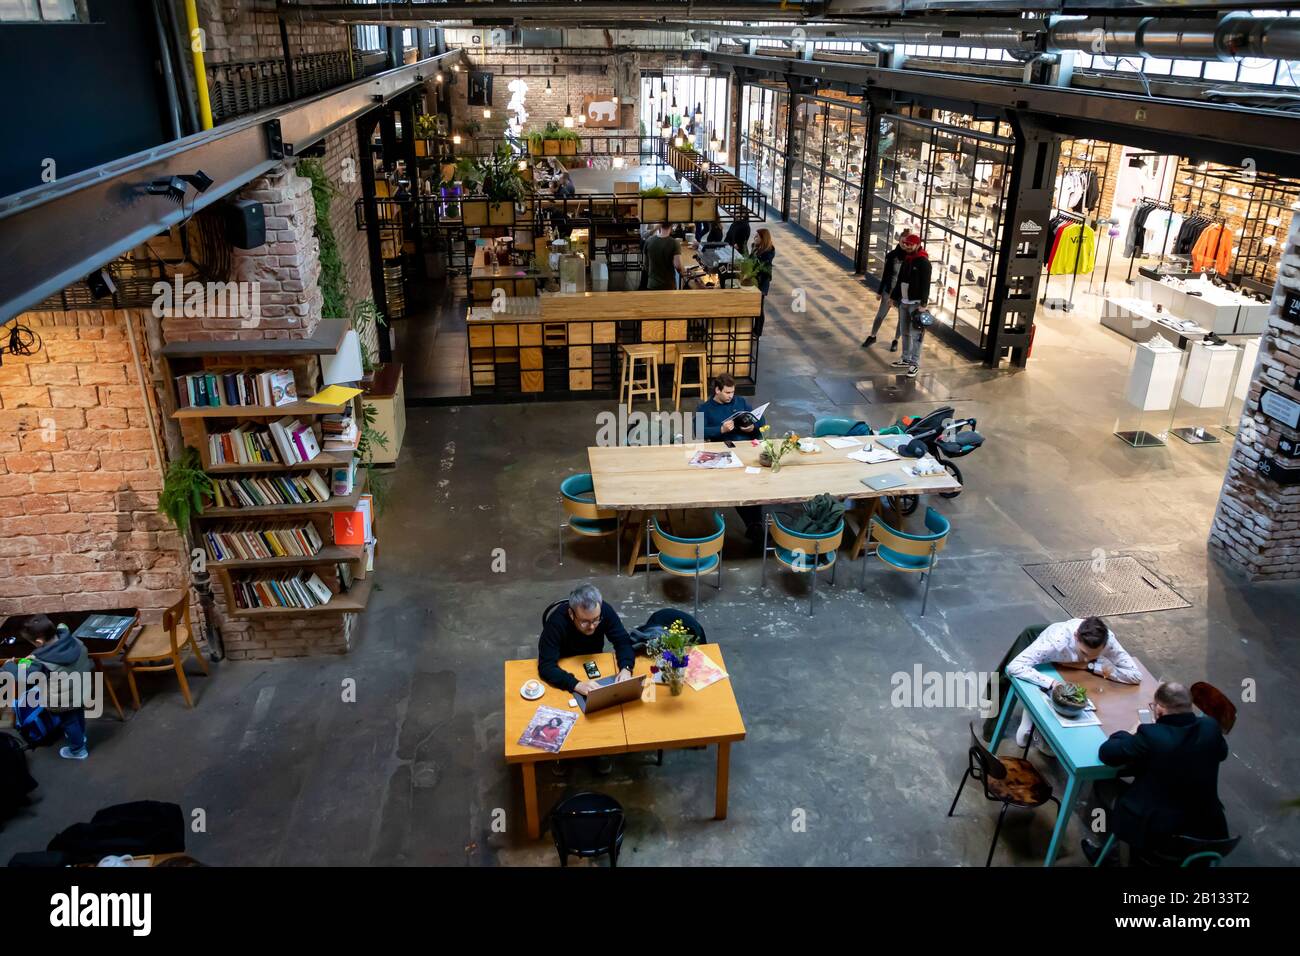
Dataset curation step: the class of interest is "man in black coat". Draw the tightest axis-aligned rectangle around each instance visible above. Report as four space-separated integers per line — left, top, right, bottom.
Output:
1083 681 1229 864
537 584 636 694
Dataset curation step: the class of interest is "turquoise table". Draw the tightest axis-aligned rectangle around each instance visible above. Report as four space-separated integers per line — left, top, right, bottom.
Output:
987 659 1158 866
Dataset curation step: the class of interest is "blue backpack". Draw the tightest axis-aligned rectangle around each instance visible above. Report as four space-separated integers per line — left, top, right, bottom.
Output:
12 700 68 750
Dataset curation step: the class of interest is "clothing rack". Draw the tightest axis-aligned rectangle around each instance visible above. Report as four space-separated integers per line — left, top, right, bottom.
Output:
1040 209 1088 313
1041 140 1112 312
1124 198 1174 285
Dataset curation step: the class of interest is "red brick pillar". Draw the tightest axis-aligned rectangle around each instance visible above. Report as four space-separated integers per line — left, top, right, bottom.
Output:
1209 212 1300 579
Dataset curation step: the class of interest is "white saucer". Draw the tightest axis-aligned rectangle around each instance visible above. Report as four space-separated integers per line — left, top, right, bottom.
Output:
520 680 545 700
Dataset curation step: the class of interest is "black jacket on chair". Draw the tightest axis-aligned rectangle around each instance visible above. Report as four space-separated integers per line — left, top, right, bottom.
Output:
1099 712 1229 850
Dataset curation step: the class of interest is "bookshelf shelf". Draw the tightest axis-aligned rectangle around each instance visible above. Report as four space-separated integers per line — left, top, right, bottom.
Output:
161 319 349 358
230 577 374 617
172 400 347 420
206 544 364 570
197 474 368 519
204 451 354 474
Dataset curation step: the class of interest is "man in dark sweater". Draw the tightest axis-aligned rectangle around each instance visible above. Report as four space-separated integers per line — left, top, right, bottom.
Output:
537 584 636 694
1082 681 1230 864
697 374 766 542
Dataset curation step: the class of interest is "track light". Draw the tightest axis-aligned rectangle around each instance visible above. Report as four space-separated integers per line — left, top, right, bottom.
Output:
145 176 188 204
85 268 116 300
180 170 213 193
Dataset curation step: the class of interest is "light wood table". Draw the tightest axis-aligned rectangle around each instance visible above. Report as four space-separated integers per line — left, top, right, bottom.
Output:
588 438 961 573
503 644 745 840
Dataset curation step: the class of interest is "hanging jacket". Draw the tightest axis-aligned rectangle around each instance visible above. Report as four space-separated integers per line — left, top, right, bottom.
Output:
897 250 931 306
1191 223 1234 274
1084 169 1100 211
1047 223 1097 275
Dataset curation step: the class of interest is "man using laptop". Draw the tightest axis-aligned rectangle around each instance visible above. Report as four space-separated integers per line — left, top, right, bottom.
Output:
538 584 636 695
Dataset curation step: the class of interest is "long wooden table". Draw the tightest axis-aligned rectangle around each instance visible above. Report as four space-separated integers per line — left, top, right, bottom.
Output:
588 437 961 573
503 644 745 840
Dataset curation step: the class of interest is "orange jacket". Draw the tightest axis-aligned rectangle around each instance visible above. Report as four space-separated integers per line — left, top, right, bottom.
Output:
1191 224 1234 274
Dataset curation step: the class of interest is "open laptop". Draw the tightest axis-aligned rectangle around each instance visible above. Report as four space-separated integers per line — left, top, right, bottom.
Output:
575 674 645 715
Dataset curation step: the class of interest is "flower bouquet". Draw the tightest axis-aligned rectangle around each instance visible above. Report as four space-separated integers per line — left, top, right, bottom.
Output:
757 425 800 474
644 619 700 696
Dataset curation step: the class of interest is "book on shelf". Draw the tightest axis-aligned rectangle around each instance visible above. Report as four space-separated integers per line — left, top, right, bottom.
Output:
337 560 354 593
231 570 334 611
320 408 359 452
331 457 357 496
263 417 322 465
332 510 366 547
203 521 324 562
210 471 333 510
175 368 298 409
207 425 279 466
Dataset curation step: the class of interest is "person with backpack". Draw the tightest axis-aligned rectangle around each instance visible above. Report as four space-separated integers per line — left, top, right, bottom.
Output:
2 615 95 760
889 233 933 379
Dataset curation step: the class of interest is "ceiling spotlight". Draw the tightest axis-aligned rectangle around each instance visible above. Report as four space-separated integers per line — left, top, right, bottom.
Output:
145 175 188 204
85 267 117 300
180 170 213 193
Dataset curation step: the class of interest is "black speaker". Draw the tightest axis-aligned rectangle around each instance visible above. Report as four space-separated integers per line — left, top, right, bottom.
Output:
225 199 266 249
467 71 493 106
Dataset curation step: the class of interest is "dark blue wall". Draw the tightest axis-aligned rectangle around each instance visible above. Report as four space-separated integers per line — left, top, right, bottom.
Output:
0 0 171 199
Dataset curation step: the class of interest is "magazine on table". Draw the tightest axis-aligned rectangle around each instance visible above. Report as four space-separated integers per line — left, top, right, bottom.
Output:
518 705 579 753
688 450 743 469
683 647 729 691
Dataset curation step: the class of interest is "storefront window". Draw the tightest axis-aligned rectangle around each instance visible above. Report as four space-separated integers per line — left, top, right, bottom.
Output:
787 93 868 264
738 84 790 214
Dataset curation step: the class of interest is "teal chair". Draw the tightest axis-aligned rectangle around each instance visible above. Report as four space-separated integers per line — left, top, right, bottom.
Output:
1093 832 1241 868
645 512 725 615
762 511 844 616
862 506 950 616
559 473 618 567
813 416 862 437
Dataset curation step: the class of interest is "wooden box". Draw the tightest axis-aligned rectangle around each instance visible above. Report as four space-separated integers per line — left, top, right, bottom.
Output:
488 202 515 225
462 199 489 226
667 196 693 222
692 196 718 221
641 197 667 222
362 362 405 465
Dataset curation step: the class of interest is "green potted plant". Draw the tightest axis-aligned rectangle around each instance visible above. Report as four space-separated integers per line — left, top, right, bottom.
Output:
414 114 440 156
526 130 543 156
157 445 222 659
737 252 771 288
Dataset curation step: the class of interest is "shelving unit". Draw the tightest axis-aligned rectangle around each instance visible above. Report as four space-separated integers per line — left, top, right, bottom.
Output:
738 83 790 215
161 328 376 621
790 93 867 264
869 111 1013 352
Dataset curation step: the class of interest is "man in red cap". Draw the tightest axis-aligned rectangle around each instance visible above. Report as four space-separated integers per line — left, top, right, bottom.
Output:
889 233 932 378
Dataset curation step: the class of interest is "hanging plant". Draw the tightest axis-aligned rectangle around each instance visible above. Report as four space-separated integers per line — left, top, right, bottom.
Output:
159 446 214 531
297 158 349 318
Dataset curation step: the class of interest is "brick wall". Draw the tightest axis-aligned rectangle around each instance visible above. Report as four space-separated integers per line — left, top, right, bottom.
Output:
1209 210 1300 579
156 164 359 658
319 125 372 314
200 0 351 66
0 310 182 622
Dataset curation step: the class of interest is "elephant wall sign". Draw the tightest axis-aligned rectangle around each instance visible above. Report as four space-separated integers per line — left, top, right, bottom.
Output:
581 95 621 128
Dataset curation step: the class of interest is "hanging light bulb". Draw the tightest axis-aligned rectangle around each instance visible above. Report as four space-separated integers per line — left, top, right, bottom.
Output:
695 103 703 123
483 107 491 119
453 133 462 145
612 94 619 105
577 111 586 125
545 77 552 94
709 135 722 153
613 156 625 169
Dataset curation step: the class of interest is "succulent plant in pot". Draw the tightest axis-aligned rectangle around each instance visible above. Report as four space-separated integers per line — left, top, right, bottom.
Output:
1050 681 1089 717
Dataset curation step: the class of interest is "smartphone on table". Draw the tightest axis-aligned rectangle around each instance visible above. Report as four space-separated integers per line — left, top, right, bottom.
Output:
583 660 601 680
1137 708 1154 724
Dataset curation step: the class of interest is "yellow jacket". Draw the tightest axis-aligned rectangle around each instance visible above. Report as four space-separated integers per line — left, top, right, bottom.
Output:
1048 223 1097 275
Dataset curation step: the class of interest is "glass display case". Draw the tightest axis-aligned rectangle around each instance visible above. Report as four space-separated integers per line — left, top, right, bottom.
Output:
738 84 790 215
789 94 868 263
868 113 1013 351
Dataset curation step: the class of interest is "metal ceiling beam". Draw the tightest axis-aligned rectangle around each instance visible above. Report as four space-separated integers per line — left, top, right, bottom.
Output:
706 49 1300 172
0 52 461 323
275 2 830 23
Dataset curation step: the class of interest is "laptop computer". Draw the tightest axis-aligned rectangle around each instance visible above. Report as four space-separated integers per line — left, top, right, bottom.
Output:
862 473 907 491
575 674 645 715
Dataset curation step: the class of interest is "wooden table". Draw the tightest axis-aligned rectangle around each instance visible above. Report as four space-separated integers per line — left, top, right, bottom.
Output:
503 644 745 840
588 438 961 574
987 658 1161 866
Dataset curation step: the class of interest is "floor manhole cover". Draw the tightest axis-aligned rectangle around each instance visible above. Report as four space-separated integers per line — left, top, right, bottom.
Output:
1022 556 1190 618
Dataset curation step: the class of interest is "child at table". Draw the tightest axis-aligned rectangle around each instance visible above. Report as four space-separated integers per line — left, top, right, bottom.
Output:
3 615 95 760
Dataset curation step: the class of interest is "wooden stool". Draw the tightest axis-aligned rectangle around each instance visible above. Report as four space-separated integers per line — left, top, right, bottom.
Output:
620 344 661 413
673 346 709 411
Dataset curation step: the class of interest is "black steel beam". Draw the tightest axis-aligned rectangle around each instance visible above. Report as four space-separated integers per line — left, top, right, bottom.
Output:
0 52 461 323
705 50 1300 174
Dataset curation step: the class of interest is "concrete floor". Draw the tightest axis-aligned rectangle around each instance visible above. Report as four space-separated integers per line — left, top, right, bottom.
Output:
3 219 1298 866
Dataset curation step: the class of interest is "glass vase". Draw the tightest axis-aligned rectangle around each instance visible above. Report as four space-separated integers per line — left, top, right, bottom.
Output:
665 667 686 696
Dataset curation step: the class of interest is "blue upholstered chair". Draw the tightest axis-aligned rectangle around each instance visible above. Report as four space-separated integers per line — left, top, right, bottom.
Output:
558 473 618 567
645 512 725 615
862 506 950 616
762 511 844 617
813 416 858 437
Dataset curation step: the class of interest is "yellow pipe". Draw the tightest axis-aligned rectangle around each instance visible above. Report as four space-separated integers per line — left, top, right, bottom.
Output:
185 0 214 130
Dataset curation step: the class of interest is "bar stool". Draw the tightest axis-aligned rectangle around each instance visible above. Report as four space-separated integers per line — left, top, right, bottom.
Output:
672 346 709 411
619 343 661 413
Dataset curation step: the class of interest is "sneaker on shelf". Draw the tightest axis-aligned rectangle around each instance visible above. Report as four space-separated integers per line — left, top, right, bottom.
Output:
59 746 89 761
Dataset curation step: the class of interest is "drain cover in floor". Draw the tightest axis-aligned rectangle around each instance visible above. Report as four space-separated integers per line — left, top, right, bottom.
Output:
1023 556 1190 618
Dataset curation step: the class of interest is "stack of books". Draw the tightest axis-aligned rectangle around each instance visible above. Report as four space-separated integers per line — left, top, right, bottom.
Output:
320 408 359 452
203 522 324 562
211 472 332 509
176 368 297 408
231 571 334 610
207 425 279 465
268 417 321 464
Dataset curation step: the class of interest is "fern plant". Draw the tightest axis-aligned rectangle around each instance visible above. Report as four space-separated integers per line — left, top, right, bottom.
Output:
296 158 349 318
159 446 214 531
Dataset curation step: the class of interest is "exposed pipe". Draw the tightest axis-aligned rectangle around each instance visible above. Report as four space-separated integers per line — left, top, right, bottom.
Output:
149 0 183 141
184 0 214 129
1047 15 1300 62
161 0 199 135
274 2 832 22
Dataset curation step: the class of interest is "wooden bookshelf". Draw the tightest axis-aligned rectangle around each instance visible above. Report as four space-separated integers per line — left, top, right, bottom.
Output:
229 577 374 617
205 544 364 570
172 399 347 419
197 473 368 519
160 319 349 358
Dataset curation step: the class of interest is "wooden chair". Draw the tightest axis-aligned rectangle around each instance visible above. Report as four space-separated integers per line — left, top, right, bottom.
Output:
948 723 1060 867
1190 681 1237 734
619 343 661 413
123 594 209 710
762 511 844 617
862 507 950 616
672 346 709 411
645 511 725 616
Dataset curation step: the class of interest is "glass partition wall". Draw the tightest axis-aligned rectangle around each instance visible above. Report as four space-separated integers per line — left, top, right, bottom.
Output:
738 83 790 215
868 112 1013 352
790 94 868 264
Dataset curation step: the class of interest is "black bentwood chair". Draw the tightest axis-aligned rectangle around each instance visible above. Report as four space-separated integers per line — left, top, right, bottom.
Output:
550 791 626 867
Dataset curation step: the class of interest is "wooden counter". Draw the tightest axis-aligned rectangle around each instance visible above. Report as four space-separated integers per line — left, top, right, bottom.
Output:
466 288 761 398
470 246 538 303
